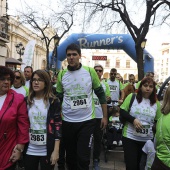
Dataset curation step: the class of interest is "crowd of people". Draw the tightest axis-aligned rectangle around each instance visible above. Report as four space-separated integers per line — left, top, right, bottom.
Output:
0 43 170 170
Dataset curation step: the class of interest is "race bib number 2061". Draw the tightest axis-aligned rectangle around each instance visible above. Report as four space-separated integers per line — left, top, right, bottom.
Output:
70 95 89 109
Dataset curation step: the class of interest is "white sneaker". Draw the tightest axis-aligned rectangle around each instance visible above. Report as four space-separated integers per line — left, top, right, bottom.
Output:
118 140 122 146
113 141 117 145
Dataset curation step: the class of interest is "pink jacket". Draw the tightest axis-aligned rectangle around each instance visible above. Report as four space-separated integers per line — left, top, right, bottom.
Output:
0 89 29 170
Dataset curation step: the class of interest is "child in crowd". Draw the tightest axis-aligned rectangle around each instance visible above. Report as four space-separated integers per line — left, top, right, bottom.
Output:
107 106 123 149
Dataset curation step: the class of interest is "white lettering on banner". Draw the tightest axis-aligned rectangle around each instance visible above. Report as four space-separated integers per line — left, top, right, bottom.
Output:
77 36 123 48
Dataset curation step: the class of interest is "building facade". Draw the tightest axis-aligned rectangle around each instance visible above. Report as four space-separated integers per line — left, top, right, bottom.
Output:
81 49 138 81
0 0 9 65
157 43 170 83
6 16 54 71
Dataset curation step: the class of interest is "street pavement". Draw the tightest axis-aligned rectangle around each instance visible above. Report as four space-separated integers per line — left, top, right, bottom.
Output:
55 146 126 170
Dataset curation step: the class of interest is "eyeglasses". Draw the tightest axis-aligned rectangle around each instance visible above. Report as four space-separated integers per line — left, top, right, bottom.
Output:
15 76 21 80
32 78 44 83
95 69 103 73
0 77 12 82
110 73 117 76
66 53 78 57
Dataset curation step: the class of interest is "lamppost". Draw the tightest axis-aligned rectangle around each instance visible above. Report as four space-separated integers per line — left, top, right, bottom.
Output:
51 34 60 71
141 38 147 63
15 42 25 62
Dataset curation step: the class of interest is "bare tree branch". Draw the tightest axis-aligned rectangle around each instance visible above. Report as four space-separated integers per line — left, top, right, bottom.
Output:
67 0 170 80
18 3 74 70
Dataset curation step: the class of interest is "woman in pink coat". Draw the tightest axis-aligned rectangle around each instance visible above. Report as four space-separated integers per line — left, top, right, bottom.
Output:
0 66 29 170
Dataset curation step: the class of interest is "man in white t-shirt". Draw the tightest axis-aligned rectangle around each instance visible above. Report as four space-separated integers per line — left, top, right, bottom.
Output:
107 68 125 106
24 66 33 88
56 43 107 170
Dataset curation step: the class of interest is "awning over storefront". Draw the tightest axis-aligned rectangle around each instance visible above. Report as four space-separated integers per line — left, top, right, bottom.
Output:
5 58 23 65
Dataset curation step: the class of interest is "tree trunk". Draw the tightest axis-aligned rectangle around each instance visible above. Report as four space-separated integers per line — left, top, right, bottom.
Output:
46 48 50 70
136 45 144 80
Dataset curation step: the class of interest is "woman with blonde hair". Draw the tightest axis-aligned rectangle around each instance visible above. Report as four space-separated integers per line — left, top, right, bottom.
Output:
151 86 170 170
24 70 62 170
11 70 28 97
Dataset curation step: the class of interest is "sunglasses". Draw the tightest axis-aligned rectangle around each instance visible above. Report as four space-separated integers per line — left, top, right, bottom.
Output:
15 76 21 80
67 53 78 57
110 73 117 75
95 69 103 73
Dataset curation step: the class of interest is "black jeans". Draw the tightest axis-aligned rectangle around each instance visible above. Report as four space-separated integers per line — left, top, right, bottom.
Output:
62 119 96 170
122 136 145 170
93 118 103 161
24 155 54 170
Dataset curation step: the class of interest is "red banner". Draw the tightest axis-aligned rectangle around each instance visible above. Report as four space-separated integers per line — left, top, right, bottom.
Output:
92 56 107 60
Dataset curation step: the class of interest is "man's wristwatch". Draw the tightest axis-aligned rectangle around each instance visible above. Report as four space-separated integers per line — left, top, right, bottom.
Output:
16 147 23 153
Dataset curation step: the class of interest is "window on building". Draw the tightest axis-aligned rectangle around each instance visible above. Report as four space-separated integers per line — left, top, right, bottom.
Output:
105 59 110 68
162 49 169 55
126 60 130 68
166 68 168 73
116 59 120 68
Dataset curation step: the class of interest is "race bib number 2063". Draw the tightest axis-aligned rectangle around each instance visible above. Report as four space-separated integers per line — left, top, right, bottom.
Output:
29 129 47 145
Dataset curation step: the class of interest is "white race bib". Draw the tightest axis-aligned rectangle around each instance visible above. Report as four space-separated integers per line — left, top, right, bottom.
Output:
109 85 117 92
133 125 150 137
70 95 89 109
29 129 47 145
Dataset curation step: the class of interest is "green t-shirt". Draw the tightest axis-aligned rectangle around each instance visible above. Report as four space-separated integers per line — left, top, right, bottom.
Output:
156 114 170 167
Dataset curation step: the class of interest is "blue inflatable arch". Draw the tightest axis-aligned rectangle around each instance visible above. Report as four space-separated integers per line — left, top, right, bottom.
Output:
54 33 154 73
